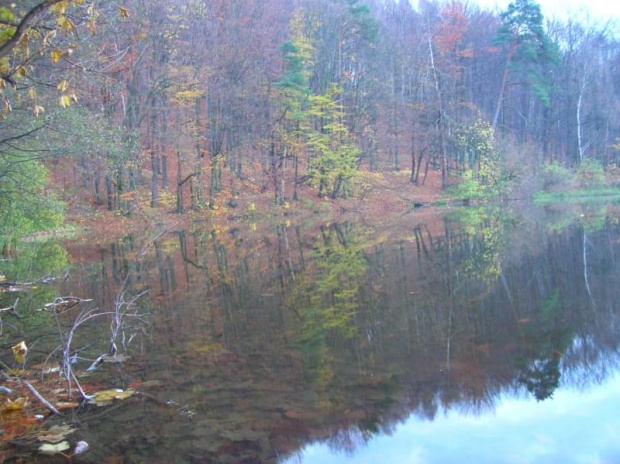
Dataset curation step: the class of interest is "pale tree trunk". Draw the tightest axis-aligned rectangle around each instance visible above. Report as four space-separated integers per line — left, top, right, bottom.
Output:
427 33 448 188
492 43 517 130
577 63 588 163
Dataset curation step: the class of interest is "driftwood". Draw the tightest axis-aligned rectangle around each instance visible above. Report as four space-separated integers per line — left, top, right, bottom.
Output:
0 298 20 318
22 380 61 415
0 276 55 293
44 296 93 313
0 283 36 293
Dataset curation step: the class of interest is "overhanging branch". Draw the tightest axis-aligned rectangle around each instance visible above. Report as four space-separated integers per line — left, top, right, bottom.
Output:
0 0 65 61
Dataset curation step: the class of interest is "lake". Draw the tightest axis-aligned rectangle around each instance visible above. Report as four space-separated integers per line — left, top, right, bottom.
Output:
1 203 619 463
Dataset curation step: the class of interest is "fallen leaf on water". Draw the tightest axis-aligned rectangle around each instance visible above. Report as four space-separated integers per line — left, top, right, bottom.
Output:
55 402 80 410
3 397 27 411
37 424 76 443
39 441 70 455
88 388 135 406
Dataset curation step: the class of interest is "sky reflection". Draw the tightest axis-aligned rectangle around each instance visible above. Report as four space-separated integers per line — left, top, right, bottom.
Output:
285 374 620 464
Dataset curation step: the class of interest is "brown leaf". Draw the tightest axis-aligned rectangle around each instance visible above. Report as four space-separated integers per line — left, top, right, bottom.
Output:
37 425 76 443
55 402 80 410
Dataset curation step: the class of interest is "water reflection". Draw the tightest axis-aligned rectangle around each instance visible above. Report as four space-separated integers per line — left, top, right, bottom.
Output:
290 373 620 464
14 205 620 462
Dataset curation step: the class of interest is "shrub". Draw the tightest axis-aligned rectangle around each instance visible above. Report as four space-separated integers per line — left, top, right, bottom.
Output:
541 162 574 191
448 171 490 201
577 159 605 189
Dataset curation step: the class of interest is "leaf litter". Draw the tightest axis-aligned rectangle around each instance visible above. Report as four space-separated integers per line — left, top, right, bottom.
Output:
37 424 76 443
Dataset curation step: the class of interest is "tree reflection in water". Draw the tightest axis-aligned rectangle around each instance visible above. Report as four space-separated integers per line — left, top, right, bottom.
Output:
26 205 620 463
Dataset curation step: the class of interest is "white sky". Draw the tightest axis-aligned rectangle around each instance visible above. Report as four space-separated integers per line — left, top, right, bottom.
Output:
410 0 620 25
477 0 620 23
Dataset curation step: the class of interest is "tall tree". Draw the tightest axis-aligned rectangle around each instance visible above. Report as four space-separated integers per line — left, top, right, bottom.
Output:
273 12 313 203
492 0 558 130
307 85 360 199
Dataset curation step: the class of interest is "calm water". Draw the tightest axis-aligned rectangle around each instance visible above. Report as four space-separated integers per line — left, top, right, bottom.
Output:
2 204 620 463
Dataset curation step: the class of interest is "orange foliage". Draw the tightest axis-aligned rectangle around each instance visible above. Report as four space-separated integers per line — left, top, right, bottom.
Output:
434 2 469 58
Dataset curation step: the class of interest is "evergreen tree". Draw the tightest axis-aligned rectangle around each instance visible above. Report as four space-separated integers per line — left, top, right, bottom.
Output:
492 0 559 129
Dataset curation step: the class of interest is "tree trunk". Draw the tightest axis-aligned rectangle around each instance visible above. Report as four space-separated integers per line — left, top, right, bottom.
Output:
492 43 517 130
270 135 283 205
161 155 168 190
150 153 159 207
410 126 417 184
105 173 114 211
293 154 299 201
428 34 448 188
177 157 183 214
576 66 588 163
94 172 103 205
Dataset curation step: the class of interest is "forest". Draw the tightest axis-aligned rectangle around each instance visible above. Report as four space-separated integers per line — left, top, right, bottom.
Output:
1 1 620 461
1 0 620 237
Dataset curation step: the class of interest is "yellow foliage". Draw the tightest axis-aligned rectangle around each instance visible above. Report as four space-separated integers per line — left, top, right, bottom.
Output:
88 15 98 35
59 95 71 108
50 2 69 15
11 341 27 364
159 190 176 208
50 49 63 63
3 397 27 411
88 388 135 406
187 340 224 354
57 16 76 33
174 89 204 104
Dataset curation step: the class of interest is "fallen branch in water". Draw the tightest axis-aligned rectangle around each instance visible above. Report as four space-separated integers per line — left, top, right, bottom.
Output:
0 276 56 292
44 296 93 313
22 380 61 415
